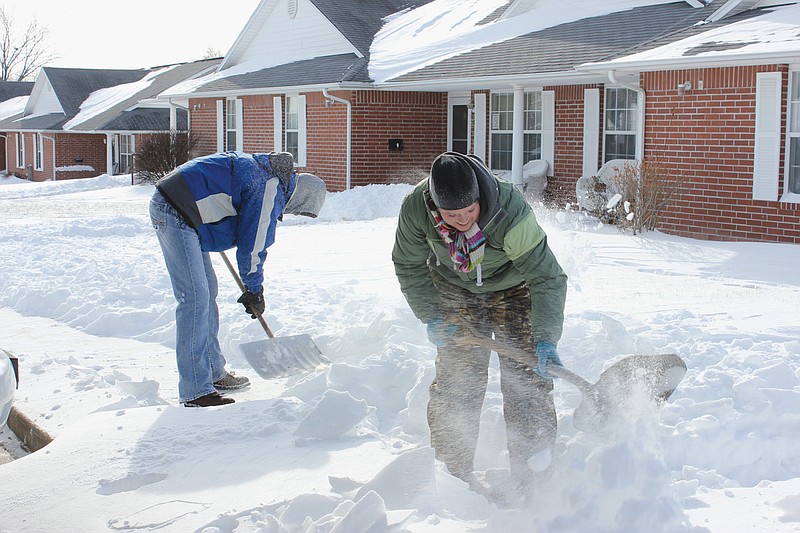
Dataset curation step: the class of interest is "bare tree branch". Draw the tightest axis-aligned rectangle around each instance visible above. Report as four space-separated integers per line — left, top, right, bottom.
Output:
0 6 58 81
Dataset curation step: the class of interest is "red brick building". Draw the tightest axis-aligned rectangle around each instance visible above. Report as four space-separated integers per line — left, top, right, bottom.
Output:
160 0 800 243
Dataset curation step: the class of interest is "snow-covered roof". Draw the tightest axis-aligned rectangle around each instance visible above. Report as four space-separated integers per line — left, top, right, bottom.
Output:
0 59 221 133
158 0 800 98
582 2 800 72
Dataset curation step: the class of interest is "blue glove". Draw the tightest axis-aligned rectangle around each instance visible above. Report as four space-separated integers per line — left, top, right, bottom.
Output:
534 340 562 379
426 318 457 347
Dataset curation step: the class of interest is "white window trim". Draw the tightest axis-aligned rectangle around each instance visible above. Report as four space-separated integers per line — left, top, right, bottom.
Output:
602 86 641 164
117 134 135 174
489 90 551 173
285 94 307 167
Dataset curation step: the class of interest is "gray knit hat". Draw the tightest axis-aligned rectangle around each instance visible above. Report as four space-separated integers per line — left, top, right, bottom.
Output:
429 153 480 210
285 173 327 218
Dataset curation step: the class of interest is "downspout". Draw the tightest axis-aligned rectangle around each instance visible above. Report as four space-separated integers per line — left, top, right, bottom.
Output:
41 134 57 181
321 88 352 190
608 70 645 160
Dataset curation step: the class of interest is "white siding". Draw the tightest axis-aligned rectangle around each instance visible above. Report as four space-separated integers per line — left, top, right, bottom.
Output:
26 75 63 116
232 0 358 68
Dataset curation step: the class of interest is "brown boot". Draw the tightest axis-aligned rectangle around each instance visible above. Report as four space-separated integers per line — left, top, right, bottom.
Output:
183 392 235 407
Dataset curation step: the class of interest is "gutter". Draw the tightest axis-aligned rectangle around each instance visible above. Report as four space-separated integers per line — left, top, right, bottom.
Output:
321 88 352 190
608 70 645 161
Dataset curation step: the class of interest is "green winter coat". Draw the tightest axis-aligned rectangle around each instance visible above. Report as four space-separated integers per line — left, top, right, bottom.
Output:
392 160 567 344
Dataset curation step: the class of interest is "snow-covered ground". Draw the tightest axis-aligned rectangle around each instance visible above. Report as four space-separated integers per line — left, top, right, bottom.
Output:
0 173 798 532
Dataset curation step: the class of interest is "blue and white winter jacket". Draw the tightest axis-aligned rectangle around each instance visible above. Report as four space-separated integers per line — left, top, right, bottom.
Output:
156 151 296 293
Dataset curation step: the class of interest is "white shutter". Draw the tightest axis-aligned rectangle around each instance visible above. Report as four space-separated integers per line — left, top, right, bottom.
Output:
298 94 307 166
753 71 782 201
473 93 487 162
273 97 283 152
541 90 555 176
235 99 244 151
583 88 600 177
216 100 224 152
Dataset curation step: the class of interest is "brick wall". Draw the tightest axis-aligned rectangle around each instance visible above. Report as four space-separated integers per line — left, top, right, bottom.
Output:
53 134 107 180
549 84 602 204
189 90 447 192
642 66 800 243
189 98 221 157
349 90 447 189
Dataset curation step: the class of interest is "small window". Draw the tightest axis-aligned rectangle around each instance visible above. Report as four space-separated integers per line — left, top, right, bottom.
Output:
226 99 238 151
286 96 300 162
603 87 638 162
16 132 24 168
118 135 134 174
34 133 44 170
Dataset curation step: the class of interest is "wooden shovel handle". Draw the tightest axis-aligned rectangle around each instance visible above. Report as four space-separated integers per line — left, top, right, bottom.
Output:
461 335 594 392
219 251 275 339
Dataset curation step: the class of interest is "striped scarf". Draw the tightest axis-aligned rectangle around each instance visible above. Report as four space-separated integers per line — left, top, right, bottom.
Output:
430 207 486 286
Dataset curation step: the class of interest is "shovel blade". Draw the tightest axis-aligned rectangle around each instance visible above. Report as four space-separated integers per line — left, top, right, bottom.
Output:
240 334 329 379
573 353 687 434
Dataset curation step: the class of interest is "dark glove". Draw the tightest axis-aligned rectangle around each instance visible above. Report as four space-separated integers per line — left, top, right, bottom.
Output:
426 317 457 347
237 289 265 319
534 340 562 379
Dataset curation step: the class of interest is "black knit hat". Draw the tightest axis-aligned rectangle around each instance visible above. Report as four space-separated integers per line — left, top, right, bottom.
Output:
429 153 480 210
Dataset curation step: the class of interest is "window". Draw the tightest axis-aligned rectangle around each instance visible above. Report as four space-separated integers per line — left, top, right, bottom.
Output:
490 93 513 171
603 88 638 162
523 91 543 164
490 91 543 171
118 135 134 174
34 134 44 170
226 99 238 151
16 133 24 168
285 96 300 162
786 71 800 195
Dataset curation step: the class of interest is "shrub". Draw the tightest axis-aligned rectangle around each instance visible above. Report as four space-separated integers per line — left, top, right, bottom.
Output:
136 130 197 184
596 159 682 234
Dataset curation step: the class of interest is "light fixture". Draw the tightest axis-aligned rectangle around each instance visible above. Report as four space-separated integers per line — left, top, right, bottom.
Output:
677 81 692 96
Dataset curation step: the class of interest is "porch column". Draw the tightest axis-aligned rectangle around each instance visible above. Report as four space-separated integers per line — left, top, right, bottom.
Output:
106 133 114 176
511 85 525 188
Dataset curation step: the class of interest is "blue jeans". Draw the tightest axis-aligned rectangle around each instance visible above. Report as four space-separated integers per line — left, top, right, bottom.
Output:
150 190 227 402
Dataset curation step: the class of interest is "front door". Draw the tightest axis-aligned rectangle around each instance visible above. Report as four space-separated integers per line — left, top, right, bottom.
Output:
449 96 471 154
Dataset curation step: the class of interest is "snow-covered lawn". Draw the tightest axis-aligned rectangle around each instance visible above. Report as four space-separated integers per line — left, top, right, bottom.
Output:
0 173 798 532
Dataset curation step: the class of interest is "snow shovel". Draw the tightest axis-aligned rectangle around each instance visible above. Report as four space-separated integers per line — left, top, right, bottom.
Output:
461 336 686 435
219 251 329 379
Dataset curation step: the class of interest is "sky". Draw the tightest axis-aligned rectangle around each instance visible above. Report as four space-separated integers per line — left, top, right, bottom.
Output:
9 0 261 71
1 173 799 531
